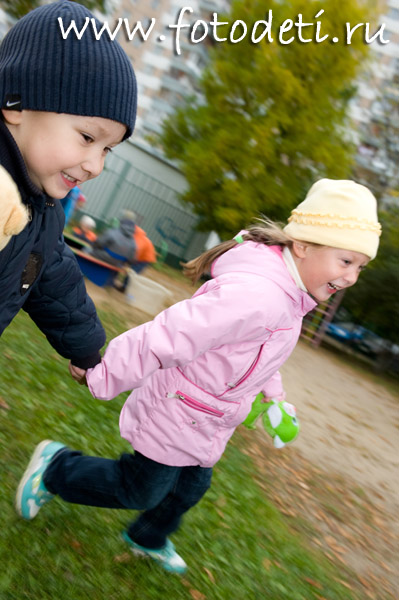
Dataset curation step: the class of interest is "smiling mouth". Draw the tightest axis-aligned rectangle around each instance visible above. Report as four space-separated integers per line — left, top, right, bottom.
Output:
62 172 78 183
327 282 340 292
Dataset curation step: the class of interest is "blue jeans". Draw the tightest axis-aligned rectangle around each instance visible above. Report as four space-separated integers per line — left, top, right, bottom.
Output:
43 449 212 549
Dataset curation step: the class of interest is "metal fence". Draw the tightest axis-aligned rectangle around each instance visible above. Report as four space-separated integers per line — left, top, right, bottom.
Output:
80 152 209 263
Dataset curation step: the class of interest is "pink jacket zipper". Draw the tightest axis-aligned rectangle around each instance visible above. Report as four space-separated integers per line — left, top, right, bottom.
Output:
225 344 265 390
171 391 224 418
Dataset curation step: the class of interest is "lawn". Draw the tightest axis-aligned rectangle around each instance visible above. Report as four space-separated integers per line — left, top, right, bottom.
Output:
0 309 365 600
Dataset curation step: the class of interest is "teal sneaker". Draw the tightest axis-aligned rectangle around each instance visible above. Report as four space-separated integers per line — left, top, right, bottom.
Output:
122 531 187 574
15 440 65 520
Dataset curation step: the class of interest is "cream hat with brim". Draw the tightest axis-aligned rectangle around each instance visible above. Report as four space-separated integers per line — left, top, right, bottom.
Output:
284 179 381 260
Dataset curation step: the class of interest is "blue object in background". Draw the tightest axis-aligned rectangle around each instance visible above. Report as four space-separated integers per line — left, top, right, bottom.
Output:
326 322 394 362
72 248 120 287
60 187 84 225
326 322 365 343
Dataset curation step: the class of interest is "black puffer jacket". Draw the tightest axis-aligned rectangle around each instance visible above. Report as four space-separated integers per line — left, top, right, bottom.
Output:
0 120 105 368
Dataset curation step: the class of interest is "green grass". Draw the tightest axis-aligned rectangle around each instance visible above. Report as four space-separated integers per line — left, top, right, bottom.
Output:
0 311 364 600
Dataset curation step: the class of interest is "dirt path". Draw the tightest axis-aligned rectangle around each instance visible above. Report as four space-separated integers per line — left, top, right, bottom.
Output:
281 342 399 514
85 269 399 599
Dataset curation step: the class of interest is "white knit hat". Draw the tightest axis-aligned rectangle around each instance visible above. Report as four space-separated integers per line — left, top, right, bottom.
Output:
80 215 96 230
284 179 381 259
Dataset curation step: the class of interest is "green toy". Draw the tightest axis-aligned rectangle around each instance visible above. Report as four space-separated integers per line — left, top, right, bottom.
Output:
243 392 300 448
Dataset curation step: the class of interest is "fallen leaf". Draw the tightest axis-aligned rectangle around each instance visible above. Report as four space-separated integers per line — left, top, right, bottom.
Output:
298 481 310 490
68 539 84 555
203 567 215 583
113 553 131 563
0 396 10 410
189 589 206 600
304 577 323 590
378 560 393 573
371 515 386 527
324 535 337 547
262 558 272 571
312 537 323 547
357 575 372 588
338 579 353 590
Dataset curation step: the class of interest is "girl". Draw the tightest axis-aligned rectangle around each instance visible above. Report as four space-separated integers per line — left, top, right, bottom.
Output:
16 178 381 574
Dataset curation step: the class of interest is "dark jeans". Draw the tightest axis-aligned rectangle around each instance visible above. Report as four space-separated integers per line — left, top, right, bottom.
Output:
43 449 212 549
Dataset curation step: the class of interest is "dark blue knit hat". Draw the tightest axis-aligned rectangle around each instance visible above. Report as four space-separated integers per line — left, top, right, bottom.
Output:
0 0 137 139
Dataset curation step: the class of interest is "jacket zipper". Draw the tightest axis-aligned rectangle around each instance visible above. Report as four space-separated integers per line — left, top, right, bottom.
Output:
168 391 224 418
226 344 264 390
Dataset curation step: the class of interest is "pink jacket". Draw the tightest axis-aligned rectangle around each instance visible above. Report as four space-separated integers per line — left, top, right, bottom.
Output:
87 242 316 467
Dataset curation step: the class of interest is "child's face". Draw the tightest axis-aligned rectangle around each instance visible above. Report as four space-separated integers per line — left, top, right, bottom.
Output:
292 243 370 302
2 110 126 198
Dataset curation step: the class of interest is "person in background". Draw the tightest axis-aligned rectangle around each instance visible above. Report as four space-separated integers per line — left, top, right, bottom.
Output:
89 211 136 268
114 221 156 292
72 215 97 245
132 225 157 274
60 186 86 226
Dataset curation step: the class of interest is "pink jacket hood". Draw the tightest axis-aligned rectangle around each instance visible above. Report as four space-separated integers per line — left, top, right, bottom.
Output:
87 242 316 467
211 242 315 318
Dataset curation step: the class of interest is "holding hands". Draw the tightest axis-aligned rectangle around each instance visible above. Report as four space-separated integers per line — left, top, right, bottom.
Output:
68 362 87 385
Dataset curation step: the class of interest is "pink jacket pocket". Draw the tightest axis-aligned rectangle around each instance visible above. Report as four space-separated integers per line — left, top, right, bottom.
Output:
168 391 224 418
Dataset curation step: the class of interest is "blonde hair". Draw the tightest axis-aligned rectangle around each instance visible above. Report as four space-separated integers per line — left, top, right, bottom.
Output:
182 217 294 283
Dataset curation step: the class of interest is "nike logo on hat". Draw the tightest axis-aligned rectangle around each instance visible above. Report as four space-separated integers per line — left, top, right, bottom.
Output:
3 94 21 109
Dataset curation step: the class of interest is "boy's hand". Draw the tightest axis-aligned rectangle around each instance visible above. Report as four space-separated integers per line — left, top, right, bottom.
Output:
68 362 87 385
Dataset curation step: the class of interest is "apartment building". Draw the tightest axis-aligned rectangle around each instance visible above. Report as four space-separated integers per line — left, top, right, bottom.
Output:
113 0 229 147
349 0 399 198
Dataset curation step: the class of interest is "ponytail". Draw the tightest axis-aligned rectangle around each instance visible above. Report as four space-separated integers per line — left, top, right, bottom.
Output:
182 217 294 283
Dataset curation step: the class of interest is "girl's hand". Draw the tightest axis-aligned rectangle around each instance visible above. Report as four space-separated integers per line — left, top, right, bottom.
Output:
68 362 87 385
261 396 274 403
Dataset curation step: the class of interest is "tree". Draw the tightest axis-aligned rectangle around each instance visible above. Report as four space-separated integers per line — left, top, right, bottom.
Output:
0 0 106 20
341 206 399 343
161 0 376 238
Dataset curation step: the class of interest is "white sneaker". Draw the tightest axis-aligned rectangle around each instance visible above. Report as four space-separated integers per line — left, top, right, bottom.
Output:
122 531 187 574
15 440 65 519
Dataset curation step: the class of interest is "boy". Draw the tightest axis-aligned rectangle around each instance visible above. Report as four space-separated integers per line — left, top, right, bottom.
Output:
0 1 137 376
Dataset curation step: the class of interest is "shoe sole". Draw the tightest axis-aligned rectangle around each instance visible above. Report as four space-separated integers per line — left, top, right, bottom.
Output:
15 440 54 518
